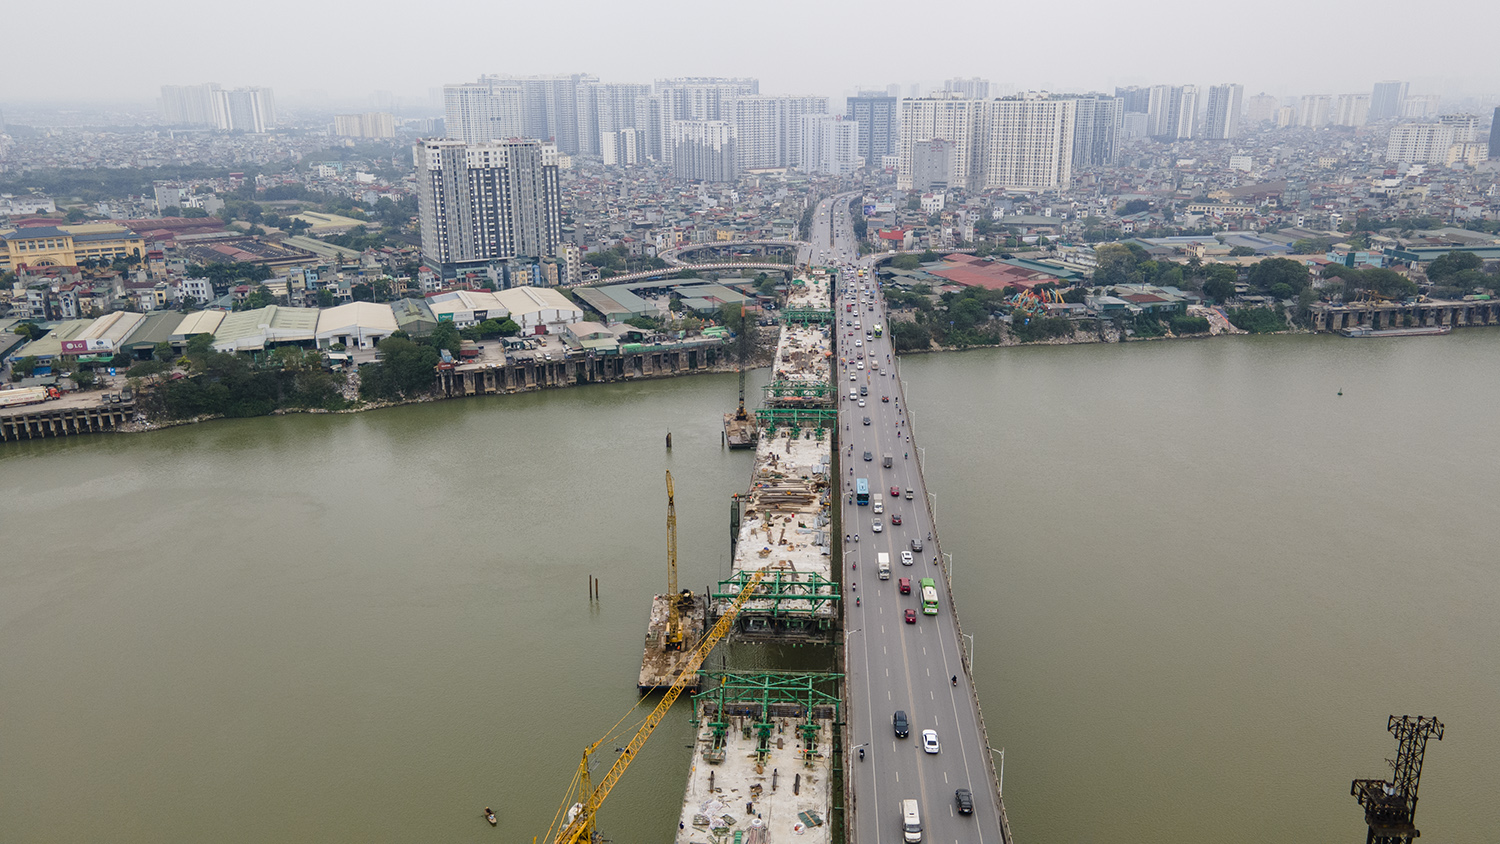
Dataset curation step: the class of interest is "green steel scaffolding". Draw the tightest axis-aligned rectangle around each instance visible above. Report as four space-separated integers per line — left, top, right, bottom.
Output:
713 569 840 634
690 670 844 764
763 379 834 402
781 308 834 325
753 407 838 429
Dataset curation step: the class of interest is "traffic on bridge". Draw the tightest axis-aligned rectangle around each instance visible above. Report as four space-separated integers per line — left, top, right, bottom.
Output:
809 194 1012 844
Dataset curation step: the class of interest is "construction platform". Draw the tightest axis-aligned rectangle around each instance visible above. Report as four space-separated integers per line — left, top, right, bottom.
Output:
713 273 839 642
674 672 840 844
639 593 708 692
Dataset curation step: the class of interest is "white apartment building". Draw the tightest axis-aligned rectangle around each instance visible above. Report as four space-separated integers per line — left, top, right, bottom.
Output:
1437 113 1480 143
799 114 861 175
982 97 1077 190
1203 84 1243 140
732 96 785 170
1334 94 1369 127
669 120 737 182
207 87 274 132
897 97 983 190
334 112 396 139
1146 85 1197 139
1244 93 1279 126
1072 95 1122 167
1386 124 1456 164
417 139 562 277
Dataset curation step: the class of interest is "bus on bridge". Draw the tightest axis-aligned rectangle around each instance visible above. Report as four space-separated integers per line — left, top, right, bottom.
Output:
856 478 869 506
919 578 939 615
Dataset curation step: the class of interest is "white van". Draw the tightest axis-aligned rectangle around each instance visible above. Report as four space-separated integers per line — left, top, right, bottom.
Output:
877 552 891 579
901 799 922 843
871 493 884 514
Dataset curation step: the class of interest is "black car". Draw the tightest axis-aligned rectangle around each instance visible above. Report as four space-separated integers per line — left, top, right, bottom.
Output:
893 710 909 738
955 788 974 815
862 416 871 426
863 450 872 461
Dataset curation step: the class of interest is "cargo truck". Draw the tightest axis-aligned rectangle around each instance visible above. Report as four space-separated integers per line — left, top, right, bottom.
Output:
871 493 884 514
0 386 61 409
877 552 891 579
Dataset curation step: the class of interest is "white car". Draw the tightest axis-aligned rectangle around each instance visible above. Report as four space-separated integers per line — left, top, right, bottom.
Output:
872 519 883 533
900 551 914 566
857 398 866 407
850 373 856 382
921 729 940 754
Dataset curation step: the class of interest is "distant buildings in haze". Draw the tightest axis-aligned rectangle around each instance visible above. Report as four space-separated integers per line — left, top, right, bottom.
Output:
159 83 276 132
334 113 396 139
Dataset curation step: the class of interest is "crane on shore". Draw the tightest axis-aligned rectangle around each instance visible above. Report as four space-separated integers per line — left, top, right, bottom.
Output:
544 568 767 844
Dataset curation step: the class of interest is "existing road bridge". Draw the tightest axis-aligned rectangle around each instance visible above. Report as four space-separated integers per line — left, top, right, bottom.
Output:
809 194 1015 844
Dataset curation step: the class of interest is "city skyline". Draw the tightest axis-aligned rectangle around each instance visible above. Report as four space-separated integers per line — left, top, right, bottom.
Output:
2 0 1498 107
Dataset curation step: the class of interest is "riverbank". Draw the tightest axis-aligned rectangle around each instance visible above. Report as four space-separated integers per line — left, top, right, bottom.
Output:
895 304 1266 355
6 323 778 444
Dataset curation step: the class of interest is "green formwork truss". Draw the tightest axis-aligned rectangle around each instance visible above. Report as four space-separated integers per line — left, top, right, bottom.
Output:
754 407 838 430
690 670 844 764
713 569 841 620
763 379 834 402
781 307 834 325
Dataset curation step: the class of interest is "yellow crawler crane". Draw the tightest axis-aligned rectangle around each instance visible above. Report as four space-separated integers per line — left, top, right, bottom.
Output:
545 569 767 844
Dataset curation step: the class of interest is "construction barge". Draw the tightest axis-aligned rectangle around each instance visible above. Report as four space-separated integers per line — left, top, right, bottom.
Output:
1339 324 1453 338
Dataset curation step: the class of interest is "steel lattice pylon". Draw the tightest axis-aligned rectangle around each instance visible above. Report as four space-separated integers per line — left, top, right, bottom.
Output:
1351 715 1444 844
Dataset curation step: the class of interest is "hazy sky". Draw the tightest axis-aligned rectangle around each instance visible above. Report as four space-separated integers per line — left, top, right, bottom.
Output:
4 0 1498 108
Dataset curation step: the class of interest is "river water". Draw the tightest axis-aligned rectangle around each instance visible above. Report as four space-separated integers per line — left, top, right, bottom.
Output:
3 334 1496 842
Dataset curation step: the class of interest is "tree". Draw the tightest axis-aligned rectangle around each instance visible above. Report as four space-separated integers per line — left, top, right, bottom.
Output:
1228 245 1256 257
317 289 336 308
185 333 216 358
1120 199 1151 215
126 360 171 381
1227 307 1288 334
890 254 921 271
1246 258 1310 296
1289 237 1332 255
1426 251 1482 282
494 318 521 337
153 341 175 362
14 322 47 342
429 321 462 354
890 320 932 352
72 368 98 389
359 336 440 400
11 356 38 381
1203 267 1237 303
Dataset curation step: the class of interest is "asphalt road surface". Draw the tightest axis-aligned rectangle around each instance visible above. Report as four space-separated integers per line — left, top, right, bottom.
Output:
808 194 1007 844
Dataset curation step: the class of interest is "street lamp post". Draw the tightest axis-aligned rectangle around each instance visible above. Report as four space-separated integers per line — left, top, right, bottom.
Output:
943 552 953 587
988 746 1005 796
928 491 937 525
962 632 974 670
917 446 925 471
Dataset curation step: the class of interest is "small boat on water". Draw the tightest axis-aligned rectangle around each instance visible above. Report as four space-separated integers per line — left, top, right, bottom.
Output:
485 807 497 826
1339 325 1452 338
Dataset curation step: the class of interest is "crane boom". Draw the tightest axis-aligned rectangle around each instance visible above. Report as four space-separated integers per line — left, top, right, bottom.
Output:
549 568 766 844
665 471 682 649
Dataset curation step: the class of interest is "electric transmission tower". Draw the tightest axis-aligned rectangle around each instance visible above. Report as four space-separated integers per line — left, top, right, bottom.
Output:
1351 715 1444 844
